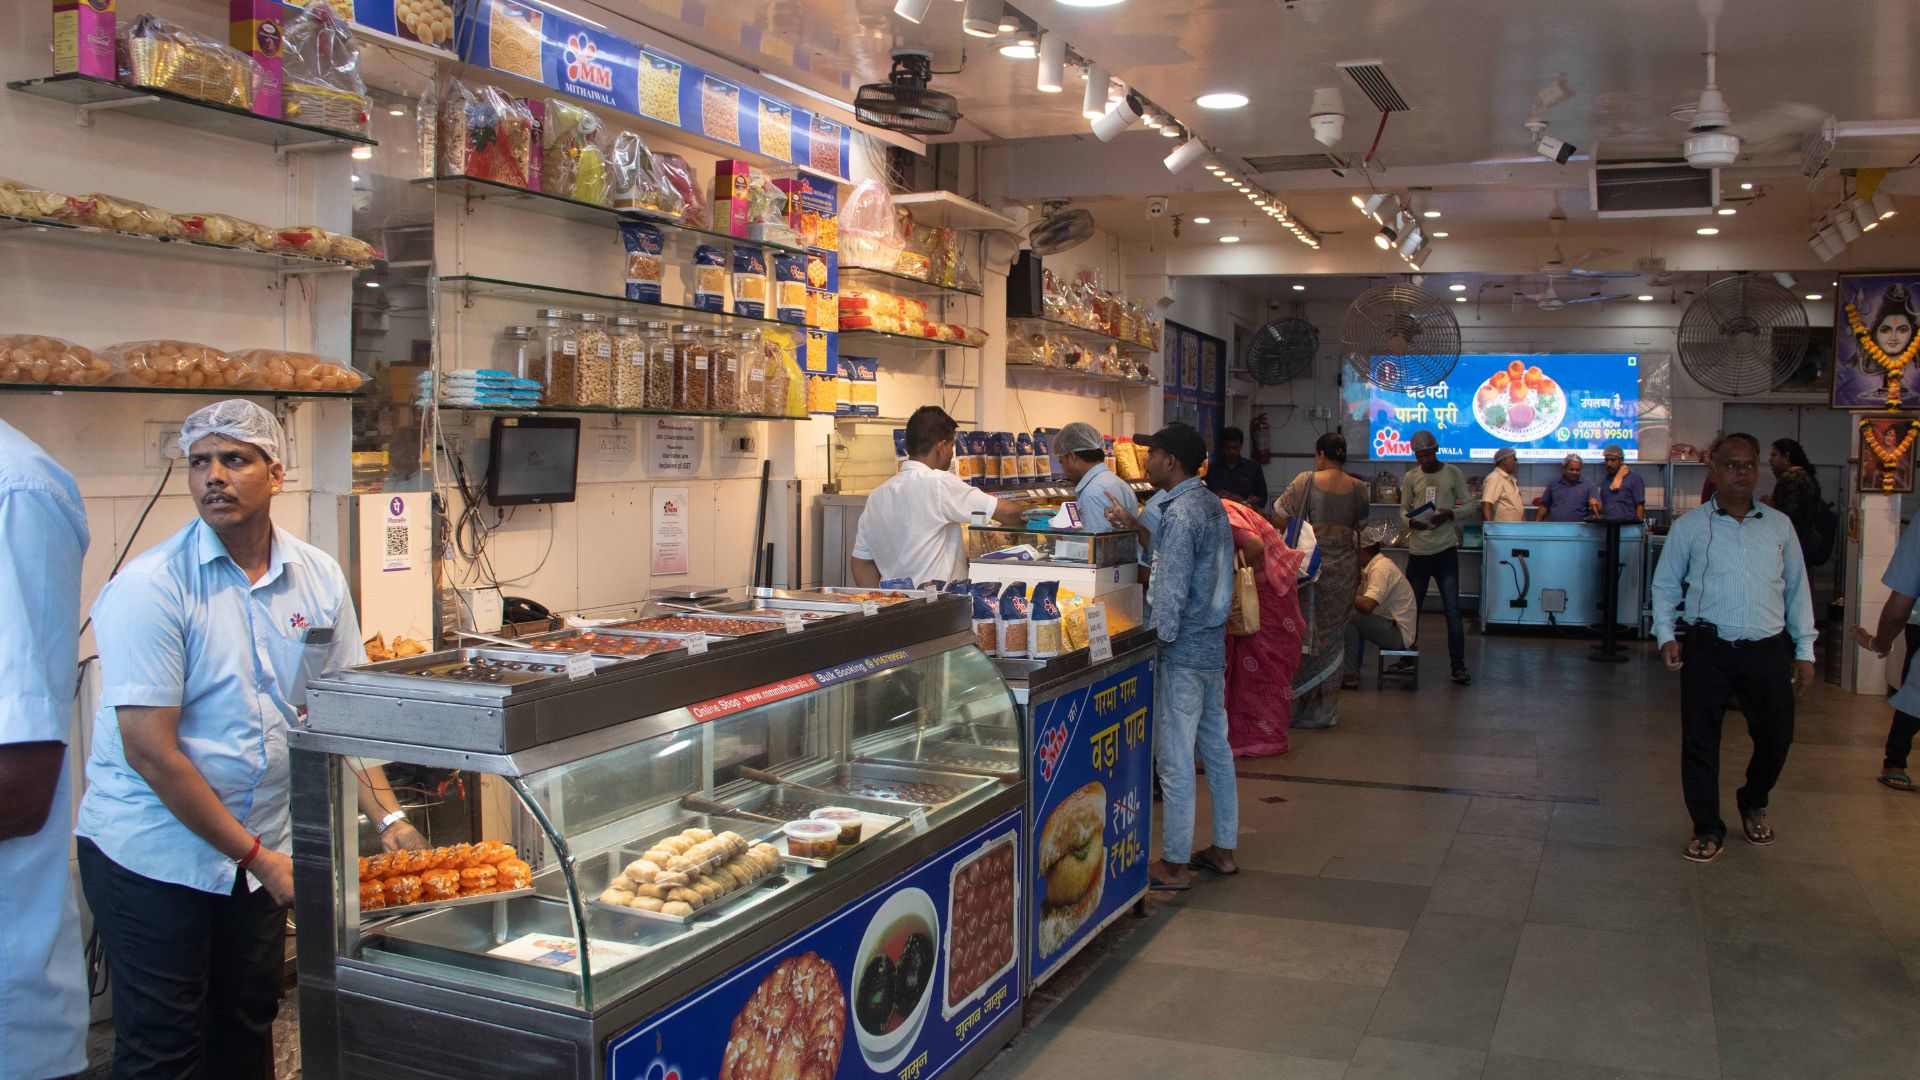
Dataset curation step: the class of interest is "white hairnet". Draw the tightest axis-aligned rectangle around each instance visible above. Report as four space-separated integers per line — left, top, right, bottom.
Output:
1359 520 1399 548
179 399 285 463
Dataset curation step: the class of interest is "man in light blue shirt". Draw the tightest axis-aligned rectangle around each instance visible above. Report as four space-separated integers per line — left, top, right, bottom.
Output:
1652 432 1815 863
1053 421 1137 533
76 400 421 1078
1850 516 1920 791
0 419 89 1080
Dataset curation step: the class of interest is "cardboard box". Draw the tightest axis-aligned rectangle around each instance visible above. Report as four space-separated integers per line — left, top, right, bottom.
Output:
844 355 878 416
230 0 284 118
714 159 753 239
53 0 116 79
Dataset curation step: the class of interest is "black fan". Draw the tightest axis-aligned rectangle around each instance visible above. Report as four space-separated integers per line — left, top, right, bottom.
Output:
1246 310 1318 385
1676 275 1810 396
1339 283 1461 391
855 51 960 136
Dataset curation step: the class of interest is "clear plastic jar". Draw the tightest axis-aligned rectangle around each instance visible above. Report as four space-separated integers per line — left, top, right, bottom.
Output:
640 321 674 410
573 313 613 407
763 335 793 418
533 308 577 406
738 331 767 414
495 326 538 381
673 324 709 411
706 328 738 412
609 316 646 409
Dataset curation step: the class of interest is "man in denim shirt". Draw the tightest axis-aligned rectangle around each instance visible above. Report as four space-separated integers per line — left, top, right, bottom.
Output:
1131 423 1237 890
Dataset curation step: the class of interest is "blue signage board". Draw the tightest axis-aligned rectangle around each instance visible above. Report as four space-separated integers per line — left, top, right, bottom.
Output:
461 0 853 179
1028 655 1154 986
606 811 1023 1080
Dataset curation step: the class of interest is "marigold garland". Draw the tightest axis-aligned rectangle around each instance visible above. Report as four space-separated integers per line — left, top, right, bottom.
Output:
1861 416 1920 492
1846 303 1920 408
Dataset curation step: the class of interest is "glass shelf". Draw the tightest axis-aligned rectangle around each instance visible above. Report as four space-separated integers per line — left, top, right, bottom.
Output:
839 264 983 299
1006 361 1156 388
437 275 796 332
8 73 375 150
1009 315 1156 354
834 415 913 424
416 176 807 255
435 403 801 421
0 214 368 273
0 382 363 399
837 329 982 351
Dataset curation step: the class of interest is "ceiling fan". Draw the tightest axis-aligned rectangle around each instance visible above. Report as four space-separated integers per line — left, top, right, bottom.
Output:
1671 0 1825 168
1539 210 1632 279
1513 277 1633 311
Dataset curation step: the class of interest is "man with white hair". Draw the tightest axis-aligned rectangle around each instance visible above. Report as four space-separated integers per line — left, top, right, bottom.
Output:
1539 453 1601 521
76 400 423 1078
1481 447 1528 523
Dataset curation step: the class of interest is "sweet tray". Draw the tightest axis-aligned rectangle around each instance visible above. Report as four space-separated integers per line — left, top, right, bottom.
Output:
583 815 786 926
363 886 535 921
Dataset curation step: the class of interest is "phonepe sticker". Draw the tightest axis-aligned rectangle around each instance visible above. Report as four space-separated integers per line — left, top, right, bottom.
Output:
565 653 595 680
686 633 710 655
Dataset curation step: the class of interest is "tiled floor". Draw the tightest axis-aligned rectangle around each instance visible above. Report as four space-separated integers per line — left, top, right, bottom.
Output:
987 621 1920 1080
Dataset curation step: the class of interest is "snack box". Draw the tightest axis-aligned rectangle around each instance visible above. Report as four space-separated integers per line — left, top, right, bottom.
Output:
843 355 878 417
53 0 116 79
229 0 284 119
714 159 754 239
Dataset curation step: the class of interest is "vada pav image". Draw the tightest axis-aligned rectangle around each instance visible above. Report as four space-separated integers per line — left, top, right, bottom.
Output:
1037 782 1105 955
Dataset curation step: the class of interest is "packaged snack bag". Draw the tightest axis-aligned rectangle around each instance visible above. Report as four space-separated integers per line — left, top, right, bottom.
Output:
971 583 1000 655
997 581 1031 659
1029 581 1063 659
1015 432 1038 483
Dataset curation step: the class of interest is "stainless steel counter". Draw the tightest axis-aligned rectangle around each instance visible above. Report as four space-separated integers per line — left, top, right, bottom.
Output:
1479 521 1648 630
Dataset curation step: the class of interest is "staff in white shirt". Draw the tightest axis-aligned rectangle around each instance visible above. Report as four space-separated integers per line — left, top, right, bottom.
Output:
1481 447 1528 522
851 406 1021 586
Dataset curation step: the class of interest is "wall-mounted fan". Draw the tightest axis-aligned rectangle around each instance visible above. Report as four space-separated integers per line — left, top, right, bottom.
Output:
855 51 960 136
1246 306 1319 385
1675 274 1810 395
1029 201 1096 256
1340 283 1460 391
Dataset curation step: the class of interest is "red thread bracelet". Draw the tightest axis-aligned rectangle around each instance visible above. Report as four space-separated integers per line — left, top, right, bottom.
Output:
237 834 262 871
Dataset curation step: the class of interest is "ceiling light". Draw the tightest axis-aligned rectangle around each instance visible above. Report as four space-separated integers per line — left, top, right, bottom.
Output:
1815 223 1844 260
1397 225 1426 257
1695 227 1719 236
1219 235 1240 243
350 173 361 182
1357 193 1387 220
350 145 373 160
1081 63 1109 119
1195 91 1249 110
1036 33 1064 90
1873 190 1897 219
1057 0 1126 7
1164 137 1207 173
893 0 934 20
1422 210 1441 219
1636 294 1654 301
1835 212 1861 242
1091 93 1143 141
1453 295 1467 303
1192 216 1210 224
1805 293 1824 301
1142 112 1162 128
998 13 1019 31
1374 227 1395 250
1772 272 1797 289
998 36 1037 59
388 107 406 116
1372 195 1403 225
1351 194 1367 210
1432 231 1449 238
1717 207 1736 215
1160 123 1182 137
1865 219 1881 232
961 0 1000 37
1850 195 1875 225
364 281 381 288
1292 284 1306 291
1448 283 1466 291
1740 181 1754 190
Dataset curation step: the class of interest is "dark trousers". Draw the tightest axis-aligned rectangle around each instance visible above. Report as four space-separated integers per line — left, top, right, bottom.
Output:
77 837 287 1080
1679 634 1795 841
1405 547 1465 670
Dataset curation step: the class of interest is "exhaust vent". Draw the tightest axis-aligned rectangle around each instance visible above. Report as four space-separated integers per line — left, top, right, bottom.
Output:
1338 60 1409 112
1243 152 1351 173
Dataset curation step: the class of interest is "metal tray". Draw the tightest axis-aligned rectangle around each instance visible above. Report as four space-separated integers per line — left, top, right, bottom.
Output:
864 740 1021 777
609 612 787 637
740 599 858 618
364 886 535 921
351 647 627 688
752 761 995 812
515 628 693 659
582 815 787 926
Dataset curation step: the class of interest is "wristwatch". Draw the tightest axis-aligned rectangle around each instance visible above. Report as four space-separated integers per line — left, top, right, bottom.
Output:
377 810 409 835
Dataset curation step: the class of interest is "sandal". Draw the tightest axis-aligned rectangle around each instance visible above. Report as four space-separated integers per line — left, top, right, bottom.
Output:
1190 850 1239 876
1878 771 1914 791
1740 808 1774 846
1682 834 1724 863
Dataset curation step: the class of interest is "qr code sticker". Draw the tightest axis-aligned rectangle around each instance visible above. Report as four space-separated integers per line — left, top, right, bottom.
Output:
384 525 408 559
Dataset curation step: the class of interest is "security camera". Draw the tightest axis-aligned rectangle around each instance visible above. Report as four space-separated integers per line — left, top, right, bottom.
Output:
1309 87 1345 147
1146 196 1169 218
1537 134 1576 164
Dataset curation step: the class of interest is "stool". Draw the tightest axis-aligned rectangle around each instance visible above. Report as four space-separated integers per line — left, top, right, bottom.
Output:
1377 641 1420 688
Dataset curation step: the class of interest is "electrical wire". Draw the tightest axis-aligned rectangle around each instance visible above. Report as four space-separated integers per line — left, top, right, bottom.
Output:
1363 110 1390 168
75 458 175 678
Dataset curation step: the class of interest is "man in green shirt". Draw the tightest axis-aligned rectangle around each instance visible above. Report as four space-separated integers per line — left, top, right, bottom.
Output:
1400 430 1472 684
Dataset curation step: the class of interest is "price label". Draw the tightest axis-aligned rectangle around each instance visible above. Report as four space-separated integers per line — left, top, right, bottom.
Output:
565 653 595 680
685 633 710 655
782 612 805 634
860 599 880 616
924 590 937 604
908 808 930 835
1085 604 1113 664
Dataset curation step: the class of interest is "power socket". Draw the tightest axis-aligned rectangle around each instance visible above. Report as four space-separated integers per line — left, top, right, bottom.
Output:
719 421 759 458
143 421 185 469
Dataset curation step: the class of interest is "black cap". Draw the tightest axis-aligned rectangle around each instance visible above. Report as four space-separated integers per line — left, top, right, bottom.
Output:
1134 423 1207 474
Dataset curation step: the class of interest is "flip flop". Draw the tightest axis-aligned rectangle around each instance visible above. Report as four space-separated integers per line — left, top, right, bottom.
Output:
1682 834 1723 863
1190 851 1239 876
1878 771 1914 791
1148 873 1192 892
1740 809 1774 846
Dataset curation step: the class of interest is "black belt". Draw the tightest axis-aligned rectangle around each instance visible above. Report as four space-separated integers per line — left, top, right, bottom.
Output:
1713 632 1789 651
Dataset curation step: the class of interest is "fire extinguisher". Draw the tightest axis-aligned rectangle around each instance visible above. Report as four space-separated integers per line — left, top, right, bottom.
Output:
1251 411 1273 464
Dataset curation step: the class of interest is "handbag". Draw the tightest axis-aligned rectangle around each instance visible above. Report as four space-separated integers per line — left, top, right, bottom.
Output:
1227 550 1260 637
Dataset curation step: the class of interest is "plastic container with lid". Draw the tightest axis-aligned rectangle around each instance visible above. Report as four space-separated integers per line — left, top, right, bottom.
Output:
495 326 539 382
706 328 739 413
532 308 577 406
639 321 674 410
573 313 613 407
808 807 864 846
737 330 767 414
783 819 839 860
672 324 709 411
609 316 646 409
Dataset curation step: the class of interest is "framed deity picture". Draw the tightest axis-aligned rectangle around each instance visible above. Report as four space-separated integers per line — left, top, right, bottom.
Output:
1832 271 1920 410
1859 417 1917 493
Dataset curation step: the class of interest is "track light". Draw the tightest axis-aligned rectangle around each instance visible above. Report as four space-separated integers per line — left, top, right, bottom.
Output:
1159 123 1181 138
1081 63 1108 120
1375 226 1395 250
1874 189 1897 219
893 0 934 21
998 30 1038 58
1036 33 1064 91
1164 137 1207 173
1850 195 1875 226
1398 227 1426 258
1358 193 1387 220
1836 211 1861 242
1815 223 1845 260
1773 272 1797 290
961 0 1000 37
1091 93 1143 142
1407 247 1431 269
1372 195 1402 225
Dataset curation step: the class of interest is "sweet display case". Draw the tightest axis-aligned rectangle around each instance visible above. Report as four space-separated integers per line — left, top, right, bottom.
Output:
291 597 1028 1080
965 523 1144 630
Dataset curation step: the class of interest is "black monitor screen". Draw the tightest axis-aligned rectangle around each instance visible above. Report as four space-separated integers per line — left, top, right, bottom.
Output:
487 417 580 506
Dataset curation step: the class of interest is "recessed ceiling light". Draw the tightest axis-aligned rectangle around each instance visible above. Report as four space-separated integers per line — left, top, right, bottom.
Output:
998 41 1038 59
1717 207 1736 216
1740 182 1754 190
1453 296 1466 303
1636 294 1654 301
1219 235 1240 243
1805 293 1824 300
1292 284 1306 291
1432 231 1449 238
350 145 373 160
1057 0 1125 7
1195 91 1249 110
388 106 407 116
1422 210 1441 219
365 281 381 288
1447 284 1465 291
350 174 361 182
1192 216 1210 224
1696 227 1719 235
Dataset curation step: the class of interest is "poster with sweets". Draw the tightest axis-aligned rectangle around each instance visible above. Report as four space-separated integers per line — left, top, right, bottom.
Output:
1028 655 1154 987
286 0 457 51
1833 271 1920 410
605 812 1022 1080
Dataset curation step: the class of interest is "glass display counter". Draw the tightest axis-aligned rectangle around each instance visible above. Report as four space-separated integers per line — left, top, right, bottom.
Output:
292 597 1027 1080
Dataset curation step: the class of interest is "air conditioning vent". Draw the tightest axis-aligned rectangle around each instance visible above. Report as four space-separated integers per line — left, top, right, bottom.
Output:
1337 60 1409 112
1243 152 1351 173
1590 156 1720 218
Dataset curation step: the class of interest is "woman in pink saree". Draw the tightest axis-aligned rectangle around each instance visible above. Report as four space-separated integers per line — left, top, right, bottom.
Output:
1223 498 1307 757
